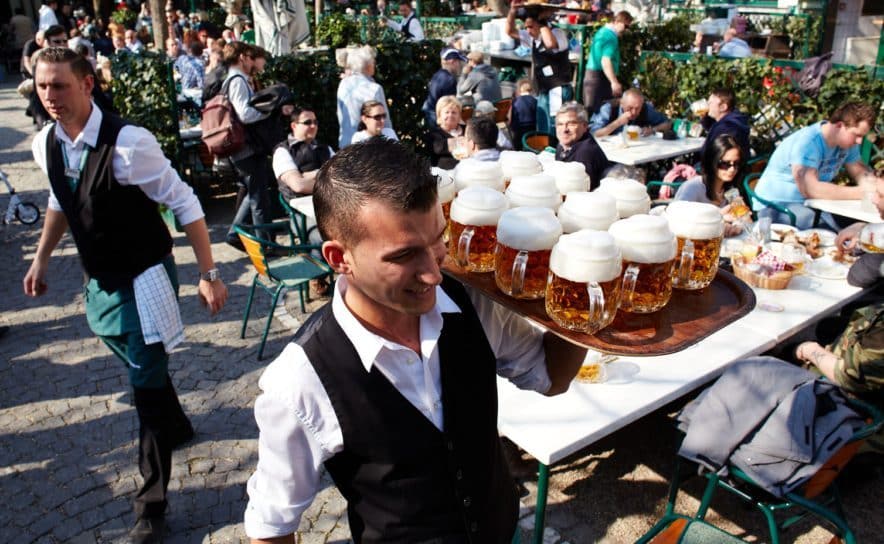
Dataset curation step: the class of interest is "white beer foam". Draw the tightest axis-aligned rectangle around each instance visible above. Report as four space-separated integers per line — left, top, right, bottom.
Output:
557 191 619 233
499 150 542 178
596 178 651 218
433 168 457 203
454 159 505 192
506 174 561 210
550 230 622 283
496 207 562 251
544 161 590 195
608 214 677 263
450 186 509 226
665 201 724 240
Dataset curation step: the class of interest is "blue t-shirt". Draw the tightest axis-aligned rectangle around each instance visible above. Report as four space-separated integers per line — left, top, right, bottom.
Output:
754 122 861 207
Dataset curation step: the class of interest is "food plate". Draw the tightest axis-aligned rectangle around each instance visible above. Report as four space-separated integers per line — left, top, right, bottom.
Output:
809 255 850 280
770 223 798 242
798 228 836 247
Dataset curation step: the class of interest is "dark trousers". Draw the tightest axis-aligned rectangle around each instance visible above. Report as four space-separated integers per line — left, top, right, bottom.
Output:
582 70 612 116
228 152 273 238
132 376 192 519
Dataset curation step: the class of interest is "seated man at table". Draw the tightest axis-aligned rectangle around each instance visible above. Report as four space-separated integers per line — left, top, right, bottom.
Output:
714 28 752 59
243 138 586 544
591 88 671 138
272 106 334 201
556 102 609 190
700 87 750 161
463 116 501 162
753 101 881 230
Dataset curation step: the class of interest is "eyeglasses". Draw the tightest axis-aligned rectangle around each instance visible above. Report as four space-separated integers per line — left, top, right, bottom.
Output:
366 113 387 121
717 160 740 171
49 39 68 46
555 120 582 130
298 119 317 126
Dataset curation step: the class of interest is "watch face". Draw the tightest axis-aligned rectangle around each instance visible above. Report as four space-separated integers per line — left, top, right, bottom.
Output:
202 269 220 281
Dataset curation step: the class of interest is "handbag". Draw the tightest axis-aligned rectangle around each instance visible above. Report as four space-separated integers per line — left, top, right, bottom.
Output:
17 78 34 97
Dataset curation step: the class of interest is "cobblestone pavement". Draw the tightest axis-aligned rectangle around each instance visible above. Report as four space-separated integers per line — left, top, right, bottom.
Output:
1 80 881 544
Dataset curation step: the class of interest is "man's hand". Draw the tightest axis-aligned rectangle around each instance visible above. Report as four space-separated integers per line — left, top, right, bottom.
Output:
23 259 49 297
198 279 228 315
615 109 632 126
611 80 623 97
640 126 654 136
835 221 865 255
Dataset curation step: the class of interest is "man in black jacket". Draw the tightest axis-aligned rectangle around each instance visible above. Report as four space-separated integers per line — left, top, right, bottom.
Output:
700 87 750 160
555 102 609 190
243 138 585 544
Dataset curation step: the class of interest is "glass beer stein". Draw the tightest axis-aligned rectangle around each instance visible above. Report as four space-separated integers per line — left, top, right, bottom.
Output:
542 160 590 196
545 230 623 334
557 191 619 234
597 178 651 218
665 201 724 290
494 207 562 299
505 174 562 211
609 214 678 314
449 186 509 272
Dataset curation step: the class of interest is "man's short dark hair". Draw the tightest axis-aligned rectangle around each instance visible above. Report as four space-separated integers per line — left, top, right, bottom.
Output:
289 106 315 124
34 47 94 81
44 25 67 40
188 41 204 57
314 138 438 246
830 102 877 128
222 41 249 65
711 88 736 113
466 117 498 150
613 11 633 25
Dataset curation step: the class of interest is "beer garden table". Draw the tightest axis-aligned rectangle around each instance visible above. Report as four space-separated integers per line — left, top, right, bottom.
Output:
805 198 883 226
595 134 706 166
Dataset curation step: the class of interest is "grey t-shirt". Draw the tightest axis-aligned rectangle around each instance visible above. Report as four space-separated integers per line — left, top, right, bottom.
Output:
673 176 717 206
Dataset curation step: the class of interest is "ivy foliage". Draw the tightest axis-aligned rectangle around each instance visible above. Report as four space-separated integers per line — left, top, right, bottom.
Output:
111 51 180 165
315 12 361 49
110 7 137 29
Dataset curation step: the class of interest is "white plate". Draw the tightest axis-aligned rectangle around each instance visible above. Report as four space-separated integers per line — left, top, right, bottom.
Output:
770 223 798 241
809 255 849 280
798 228 837 247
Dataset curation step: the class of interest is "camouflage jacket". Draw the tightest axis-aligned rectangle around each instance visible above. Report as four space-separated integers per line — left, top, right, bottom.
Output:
831 302 884 400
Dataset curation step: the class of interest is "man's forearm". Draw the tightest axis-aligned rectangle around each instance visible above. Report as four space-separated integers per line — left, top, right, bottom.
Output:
34 208 69 263
593 116 626 138
542 332 586 396
795 165 866 200
182 217 217 274
601 57 618 86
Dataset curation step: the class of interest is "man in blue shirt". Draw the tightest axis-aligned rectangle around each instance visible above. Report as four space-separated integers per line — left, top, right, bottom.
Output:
591 88 671 138
175 42 205 90
754 102 880 230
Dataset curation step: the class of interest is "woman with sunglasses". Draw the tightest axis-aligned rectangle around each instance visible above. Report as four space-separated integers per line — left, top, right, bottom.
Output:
350 100 399 145
423 95 466 170
674 134 748 236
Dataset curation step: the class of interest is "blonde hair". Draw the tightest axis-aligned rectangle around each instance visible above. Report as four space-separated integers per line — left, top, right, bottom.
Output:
435 95 462 123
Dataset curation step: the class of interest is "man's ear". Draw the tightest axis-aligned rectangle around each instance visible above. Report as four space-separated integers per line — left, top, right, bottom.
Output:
322 240 350 275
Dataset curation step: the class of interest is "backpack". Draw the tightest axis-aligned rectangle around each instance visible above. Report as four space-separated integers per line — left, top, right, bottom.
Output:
200 75 246 158
797 52 833 98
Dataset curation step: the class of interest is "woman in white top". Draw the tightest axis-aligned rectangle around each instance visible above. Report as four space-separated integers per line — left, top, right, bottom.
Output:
350 100 399 145
674 133 748 237
336 46 394 149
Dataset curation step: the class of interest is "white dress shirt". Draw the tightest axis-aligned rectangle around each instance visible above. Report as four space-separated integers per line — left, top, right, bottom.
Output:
336 72 394 149
244 276 550 539
385 14 424 41
224 67 267 125
32 103 203 226
38 4 59 31
271 138 335 179
349 127 399 145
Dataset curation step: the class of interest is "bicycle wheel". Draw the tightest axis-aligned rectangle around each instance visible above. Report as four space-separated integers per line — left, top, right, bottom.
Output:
15 202 40 225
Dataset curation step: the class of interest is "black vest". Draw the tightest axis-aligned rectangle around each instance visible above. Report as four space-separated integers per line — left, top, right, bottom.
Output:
401 14 417 39
46 111 173 292
607 98 650 128
532 37 572 92
273 138 332 199
296 277 518 544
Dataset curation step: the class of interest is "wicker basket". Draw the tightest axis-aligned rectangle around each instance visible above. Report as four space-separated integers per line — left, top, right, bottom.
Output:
732 258 794 290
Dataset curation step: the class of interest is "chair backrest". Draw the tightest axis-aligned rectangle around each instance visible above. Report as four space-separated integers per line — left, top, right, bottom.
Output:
461 106 474 123
278 192 311 244
494 98 512 124
523 131 550 154
237 229 269 277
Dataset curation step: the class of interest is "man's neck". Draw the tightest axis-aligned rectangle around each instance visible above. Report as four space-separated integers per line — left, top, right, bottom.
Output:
59 102 93 142
343 286 422 353
820 121 837 147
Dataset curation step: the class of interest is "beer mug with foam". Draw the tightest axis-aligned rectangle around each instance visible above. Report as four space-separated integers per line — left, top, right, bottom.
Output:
499 150 542 185
453 159 505 192
433 168 456 222
449 186 509 272
494 207 562 299
597 178 651 218
665 201 724 290
609 214 678 313
543 160 590 196
557 191 619 234
545 230 623 333
505 174 561 211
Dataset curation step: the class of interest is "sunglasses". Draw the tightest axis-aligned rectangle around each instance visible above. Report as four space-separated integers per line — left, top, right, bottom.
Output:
366 113 387 121
49 39 68 45
717 160 740 171
298 119 317 126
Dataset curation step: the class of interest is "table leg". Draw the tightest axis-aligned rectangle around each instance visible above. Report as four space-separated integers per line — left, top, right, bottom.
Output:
532 462 550 544
812 209 822 228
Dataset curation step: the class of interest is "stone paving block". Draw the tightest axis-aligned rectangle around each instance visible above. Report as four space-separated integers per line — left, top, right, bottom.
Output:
299 532 328 544
51 514 85 541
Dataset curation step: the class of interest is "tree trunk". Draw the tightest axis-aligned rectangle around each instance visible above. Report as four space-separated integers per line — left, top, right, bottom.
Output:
150 0 169 50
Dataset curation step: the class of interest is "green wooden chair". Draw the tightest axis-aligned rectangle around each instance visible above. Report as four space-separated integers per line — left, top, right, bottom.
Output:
637 397 883 544
278 192 318 245
522 131 553 154
234 221 333 360
739 154 797 226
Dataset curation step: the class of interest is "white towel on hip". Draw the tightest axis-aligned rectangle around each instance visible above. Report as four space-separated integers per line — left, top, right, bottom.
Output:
133 263 185 352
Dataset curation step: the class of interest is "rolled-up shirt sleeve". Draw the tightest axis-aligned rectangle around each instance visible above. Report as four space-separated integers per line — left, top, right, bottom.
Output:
466 285 551 394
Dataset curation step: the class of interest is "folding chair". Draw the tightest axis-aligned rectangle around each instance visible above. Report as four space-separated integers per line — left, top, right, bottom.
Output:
494 97 513 124
278 192 318 245
522 131 551 154
234 221 333 360
638 398 883 544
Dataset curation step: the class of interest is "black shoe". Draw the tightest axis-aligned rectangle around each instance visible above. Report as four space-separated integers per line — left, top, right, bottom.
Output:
128 516 165 544
226 236 246 252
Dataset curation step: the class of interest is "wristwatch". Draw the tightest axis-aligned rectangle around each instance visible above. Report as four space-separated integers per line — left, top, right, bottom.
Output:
199 268 221 282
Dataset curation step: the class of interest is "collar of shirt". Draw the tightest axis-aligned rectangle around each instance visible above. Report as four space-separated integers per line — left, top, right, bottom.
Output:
330 276 462 374
55 100 101 151
228 66 248 79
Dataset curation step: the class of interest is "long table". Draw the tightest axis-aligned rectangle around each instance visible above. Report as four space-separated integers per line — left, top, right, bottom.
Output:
498 274 867 544
596 134 705 166
805 198 882 225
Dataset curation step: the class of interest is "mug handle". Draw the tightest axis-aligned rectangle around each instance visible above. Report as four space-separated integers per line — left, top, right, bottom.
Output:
586 281 605 333
677 239 695 285
621 263 639 308
511 249 529 296
456 226 475 269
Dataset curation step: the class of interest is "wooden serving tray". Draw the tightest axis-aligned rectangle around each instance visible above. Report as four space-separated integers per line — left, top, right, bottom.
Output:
443 257 756 356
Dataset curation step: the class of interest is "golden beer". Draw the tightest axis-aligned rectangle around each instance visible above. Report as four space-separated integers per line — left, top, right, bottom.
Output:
545 273 621 333
449 221 498 272
625 125 640 141
495 244 553 299
674 236 723 290
859 223 884 254
620 259 677 313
